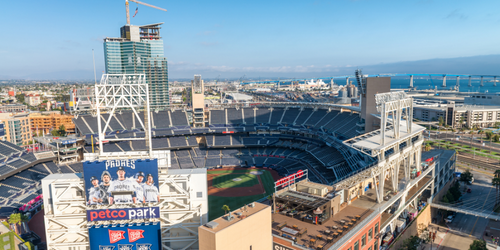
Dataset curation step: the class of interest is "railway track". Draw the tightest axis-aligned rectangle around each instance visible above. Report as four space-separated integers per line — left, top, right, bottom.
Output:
457 155 500 171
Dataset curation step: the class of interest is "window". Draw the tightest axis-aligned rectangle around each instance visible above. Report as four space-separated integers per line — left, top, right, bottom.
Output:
348 247 352 250
374 239 378 250
197 192 203 198
354 240 359 250
375 223 379 235
368 228 373 241
362 234 366 246
368 247 372 250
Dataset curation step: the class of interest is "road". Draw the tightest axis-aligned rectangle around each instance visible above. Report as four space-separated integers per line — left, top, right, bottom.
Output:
445 169 495 239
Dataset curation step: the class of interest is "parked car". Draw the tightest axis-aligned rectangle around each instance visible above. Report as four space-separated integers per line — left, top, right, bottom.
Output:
445 215 454 223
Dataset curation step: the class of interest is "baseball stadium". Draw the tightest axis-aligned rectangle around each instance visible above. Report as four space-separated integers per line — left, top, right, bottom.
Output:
71 103 369 220
0 74 450 250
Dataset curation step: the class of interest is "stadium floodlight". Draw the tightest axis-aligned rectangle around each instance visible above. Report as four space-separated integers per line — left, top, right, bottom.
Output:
94 74 153 158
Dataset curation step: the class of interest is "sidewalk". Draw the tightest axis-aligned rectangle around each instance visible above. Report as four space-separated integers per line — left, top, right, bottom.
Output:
484 220 500 250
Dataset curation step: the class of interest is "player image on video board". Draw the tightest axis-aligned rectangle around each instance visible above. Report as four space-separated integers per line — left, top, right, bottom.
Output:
83 159 159 206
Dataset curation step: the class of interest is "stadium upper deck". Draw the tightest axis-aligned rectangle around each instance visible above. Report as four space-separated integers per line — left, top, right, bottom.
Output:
73 105 372 185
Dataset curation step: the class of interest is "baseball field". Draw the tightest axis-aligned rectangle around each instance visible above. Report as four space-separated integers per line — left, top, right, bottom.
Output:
207 168 279 220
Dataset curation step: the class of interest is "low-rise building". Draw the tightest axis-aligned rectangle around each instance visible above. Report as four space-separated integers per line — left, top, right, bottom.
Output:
29 113 75 135
0 113 32 146
0 104 27 112
198 202 272 250
25 94 41 106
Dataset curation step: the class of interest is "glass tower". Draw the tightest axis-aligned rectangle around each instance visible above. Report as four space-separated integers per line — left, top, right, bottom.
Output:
103 23 170 109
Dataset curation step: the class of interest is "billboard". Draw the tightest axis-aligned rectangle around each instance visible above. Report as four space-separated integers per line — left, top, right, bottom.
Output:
87 207 160 222
83 159 159 206
88 224 161 250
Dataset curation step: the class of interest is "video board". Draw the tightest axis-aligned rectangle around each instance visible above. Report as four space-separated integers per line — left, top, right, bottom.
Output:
88 224 161 250
83 159 159 206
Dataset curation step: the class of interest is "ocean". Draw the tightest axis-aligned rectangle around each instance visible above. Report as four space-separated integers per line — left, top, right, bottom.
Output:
388 77 500 93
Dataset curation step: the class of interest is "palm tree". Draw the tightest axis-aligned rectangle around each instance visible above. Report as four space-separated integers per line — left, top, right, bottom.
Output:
222 205 230 218
8 213 21 234
459 116 464 128
425 143 432 152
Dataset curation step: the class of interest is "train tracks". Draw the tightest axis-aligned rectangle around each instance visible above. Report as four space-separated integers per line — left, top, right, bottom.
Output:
457 155 500 171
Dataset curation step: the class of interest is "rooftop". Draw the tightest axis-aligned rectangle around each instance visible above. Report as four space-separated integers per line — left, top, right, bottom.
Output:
272 154 436 249
344 121 425 152
201 202 269 233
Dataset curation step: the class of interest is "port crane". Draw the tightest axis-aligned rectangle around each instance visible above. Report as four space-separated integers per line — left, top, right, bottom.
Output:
125 0 167 25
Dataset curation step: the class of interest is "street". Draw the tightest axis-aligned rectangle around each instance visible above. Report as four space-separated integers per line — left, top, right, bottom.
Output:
445 169 495 239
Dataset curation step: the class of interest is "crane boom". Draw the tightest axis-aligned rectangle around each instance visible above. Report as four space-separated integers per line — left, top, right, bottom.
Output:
126 0 167 25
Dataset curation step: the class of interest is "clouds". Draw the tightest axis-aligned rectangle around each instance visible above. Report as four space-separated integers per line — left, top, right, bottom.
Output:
446 9 468 20
167 54 500 79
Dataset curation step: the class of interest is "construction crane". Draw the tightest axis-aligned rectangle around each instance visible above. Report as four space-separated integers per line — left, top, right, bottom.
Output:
125 0 167 25
215 74 221 85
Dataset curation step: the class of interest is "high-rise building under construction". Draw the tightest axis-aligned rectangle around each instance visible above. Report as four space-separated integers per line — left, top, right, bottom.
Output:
103 23 169 109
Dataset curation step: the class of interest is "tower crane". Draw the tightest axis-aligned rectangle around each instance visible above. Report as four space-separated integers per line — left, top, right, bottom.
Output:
125 0 167 25
215 74 221 85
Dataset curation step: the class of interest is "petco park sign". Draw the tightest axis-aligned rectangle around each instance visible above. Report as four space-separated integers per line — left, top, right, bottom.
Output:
87 207 159 222
274 170 306 189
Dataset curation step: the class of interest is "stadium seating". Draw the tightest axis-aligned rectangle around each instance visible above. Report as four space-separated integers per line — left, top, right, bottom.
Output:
255 107 271 124
210 110 226 125
269 108 284 124
243 108 255 124
153 110 171 129
170 110 189 126
281 108 300 124
227 108 243 125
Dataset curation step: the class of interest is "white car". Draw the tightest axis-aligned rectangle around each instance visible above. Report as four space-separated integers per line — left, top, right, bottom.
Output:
445 215 453 223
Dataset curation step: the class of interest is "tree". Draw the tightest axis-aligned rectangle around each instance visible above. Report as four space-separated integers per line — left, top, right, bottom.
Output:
400 235 420 250
222 205 230 218
460 169 474 188
15 94 25 103
8 213 21 234
425 143 431 152
469 239 487 250
438 116 444 127
459 116 465 128
51 129 60 136
486 131 493 140
58 124 66 137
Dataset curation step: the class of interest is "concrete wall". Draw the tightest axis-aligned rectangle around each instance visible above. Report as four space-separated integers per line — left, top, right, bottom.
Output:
361 77 391 133
390 206 431 250
199 206 272 250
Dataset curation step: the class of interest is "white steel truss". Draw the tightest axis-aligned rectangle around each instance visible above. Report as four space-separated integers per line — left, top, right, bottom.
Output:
71 86 96 116
95 74 153 157
337 91 424 204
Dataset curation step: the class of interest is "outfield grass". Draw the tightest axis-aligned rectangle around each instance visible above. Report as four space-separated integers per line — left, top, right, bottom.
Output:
208 169 276 220
212 174 259 188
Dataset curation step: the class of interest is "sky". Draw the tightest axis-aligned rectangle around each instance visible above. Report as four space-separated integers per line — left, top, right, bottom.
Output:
1 0 500 80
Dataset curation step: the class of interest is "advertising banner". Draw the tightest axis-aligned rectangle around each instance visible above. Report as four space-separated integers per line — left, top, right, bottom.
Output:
83 159 159 206
88 224 161 250
86 207 160 222
61 139 77 145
